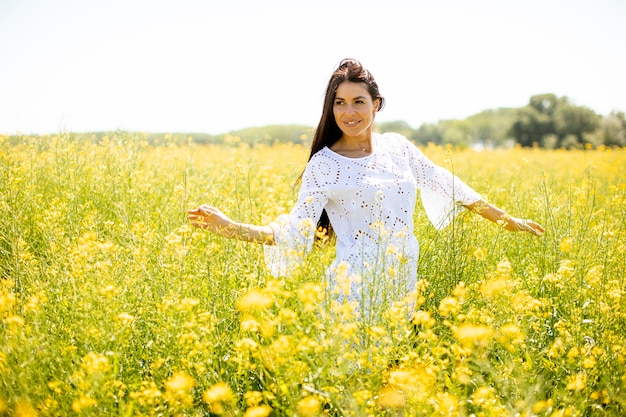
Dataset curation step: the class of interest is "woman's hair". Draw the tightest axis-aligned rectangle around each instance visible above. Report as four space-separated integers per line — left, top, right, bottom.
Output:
301 58 385 241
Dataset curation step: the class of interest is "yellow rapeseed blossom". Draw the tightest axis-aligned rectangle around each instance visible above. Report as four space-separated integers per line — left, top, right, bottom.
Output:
559 237 573 253
296 395 321 416
297 282 323 313
471 386 495 406
454 324 494 349
203 382 234 414
377 385 405 409
178 297 200 311
244 390 264 407
164 371 196 407
71 395 97 413
412 310 435 329
472 246 488 261
433 391 460 415
352 389 373 406
496 259 513 278
439 297 461 317
129 381 162 406
585 265 603 287
114 312 136 326
0 289 16 313
236 289 274 312
243 405 272 417
81 352 110 375
100 284 119 298
4 315 25 329
240 315 261 333
497 323 525 351
14 398 38 417
566 373 586 391
235 338 259 352
164 371 196 393
480 277 509 299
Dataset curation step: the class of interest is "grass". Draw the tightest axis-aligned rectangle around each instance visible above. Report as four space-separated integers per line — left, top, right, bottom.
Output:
0 132 624 416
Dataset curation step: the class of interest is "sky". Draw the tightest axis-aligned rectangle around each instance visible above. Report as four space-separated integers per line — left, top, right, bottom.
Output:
1 0 625 135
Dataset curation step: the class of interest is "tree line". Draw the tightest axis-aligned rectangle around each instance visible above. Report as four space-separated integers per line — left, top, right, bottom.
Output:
380 93 625 149
12 93 620 148
192 93 623 149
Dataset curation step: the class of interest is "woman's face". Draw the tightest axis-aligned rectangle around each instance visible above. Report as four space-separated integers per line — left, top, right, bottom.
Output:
333 81 379 138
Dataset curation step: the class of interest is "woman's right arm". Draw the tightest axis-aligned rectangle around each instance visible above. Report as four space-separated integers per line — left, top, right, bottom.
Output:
187 205 275 245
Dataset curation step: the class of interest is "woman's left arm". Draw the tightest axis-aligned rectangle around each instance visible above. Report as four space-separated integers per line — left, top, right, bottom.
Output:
464 200 545 236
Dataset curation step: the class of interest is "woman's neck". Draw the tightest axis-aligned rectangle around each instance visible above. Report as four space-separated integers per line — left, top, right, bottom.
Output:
330 133 374 157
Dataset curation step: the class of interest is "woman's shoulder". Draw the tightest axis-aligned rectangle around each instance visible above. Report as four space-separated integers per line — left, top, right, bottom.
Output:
377 131 412 145
376 132 416 152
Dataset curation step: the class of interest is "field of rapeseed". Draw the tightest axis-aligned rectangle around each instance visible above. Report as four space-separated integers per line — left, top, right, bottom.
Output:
0 132 624 416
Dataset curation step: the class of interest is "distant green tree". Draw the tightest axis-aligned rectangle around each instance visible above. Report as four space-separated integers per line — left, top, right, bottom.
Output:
509 94 600 148
553 103 600 147
594 111 626 147
509 94 558 147
413 123 443 145
375 120 418 143
465 108 517 147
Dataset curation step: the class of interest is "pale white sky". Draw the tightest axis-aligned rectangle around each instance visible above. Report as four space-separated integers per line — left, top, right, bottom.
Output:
1 0 625 135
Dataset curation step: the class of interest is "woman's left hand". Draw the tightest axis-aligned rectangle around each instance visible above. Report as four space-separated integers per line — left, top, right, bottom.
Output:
509 217 545 236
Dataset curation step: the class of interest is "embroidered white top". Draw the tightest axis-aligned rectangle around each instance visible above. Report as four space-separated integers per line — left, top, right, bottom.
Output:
264 132 481 312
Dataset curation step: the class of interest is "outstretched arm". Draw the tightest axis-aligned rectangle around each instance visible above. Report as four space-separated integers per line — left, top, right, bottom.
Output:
187 205 275 244
464 200 545 236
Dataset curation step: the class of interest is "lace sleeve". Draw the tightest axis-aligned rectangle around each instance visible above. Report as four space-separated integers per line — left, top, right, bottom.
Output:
402 137 481 230
263 157 329 276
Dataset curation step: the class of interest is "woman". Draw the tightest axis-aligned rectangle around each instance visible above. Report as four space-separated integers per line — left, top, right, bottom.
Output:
188 59 544 319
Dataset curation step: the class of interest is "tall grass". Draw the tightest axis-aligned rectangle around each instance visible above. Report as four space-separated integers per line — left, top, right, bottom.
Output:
1 132 624 416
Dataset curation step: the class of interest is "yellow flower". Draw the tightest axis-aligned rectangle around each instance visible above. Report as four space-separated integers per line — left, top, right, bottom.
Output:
377 385 405 409
240 316 261 333
235 338 258 352
236 289 274 312
164 371 196 393
4 315 25 328
243 405 272 417
81 352 110 374
14 399 38 417
296 395 321 416
438 297 461 317
297 282 323 313
99 284 119 298
454 324 494 349
114 312 135 326
497 323 525 351
472 246 487 261
480 277 508 298
244 390 264 407
71 395 97 413
0 290 16 313
496 259 513 278
557 260 575 279
471 386 495 406
566 373 586 391
178 297 200 311
433 392 460 415
560 237 573 253
203 382 234 414
412 310 435 329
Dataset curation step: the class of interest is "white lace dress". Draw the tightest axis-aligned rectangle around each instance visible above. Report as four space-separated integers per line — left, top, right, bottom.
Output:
264 132 481 317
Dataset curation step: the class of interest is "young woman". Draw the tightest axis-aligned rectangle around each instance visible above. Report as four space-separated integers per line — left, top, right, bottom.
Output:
188 59 544 319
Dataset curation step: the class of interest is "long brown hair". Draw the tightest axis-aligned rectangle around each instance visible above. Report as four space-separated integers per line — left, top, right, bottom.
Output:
301 58 385 240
